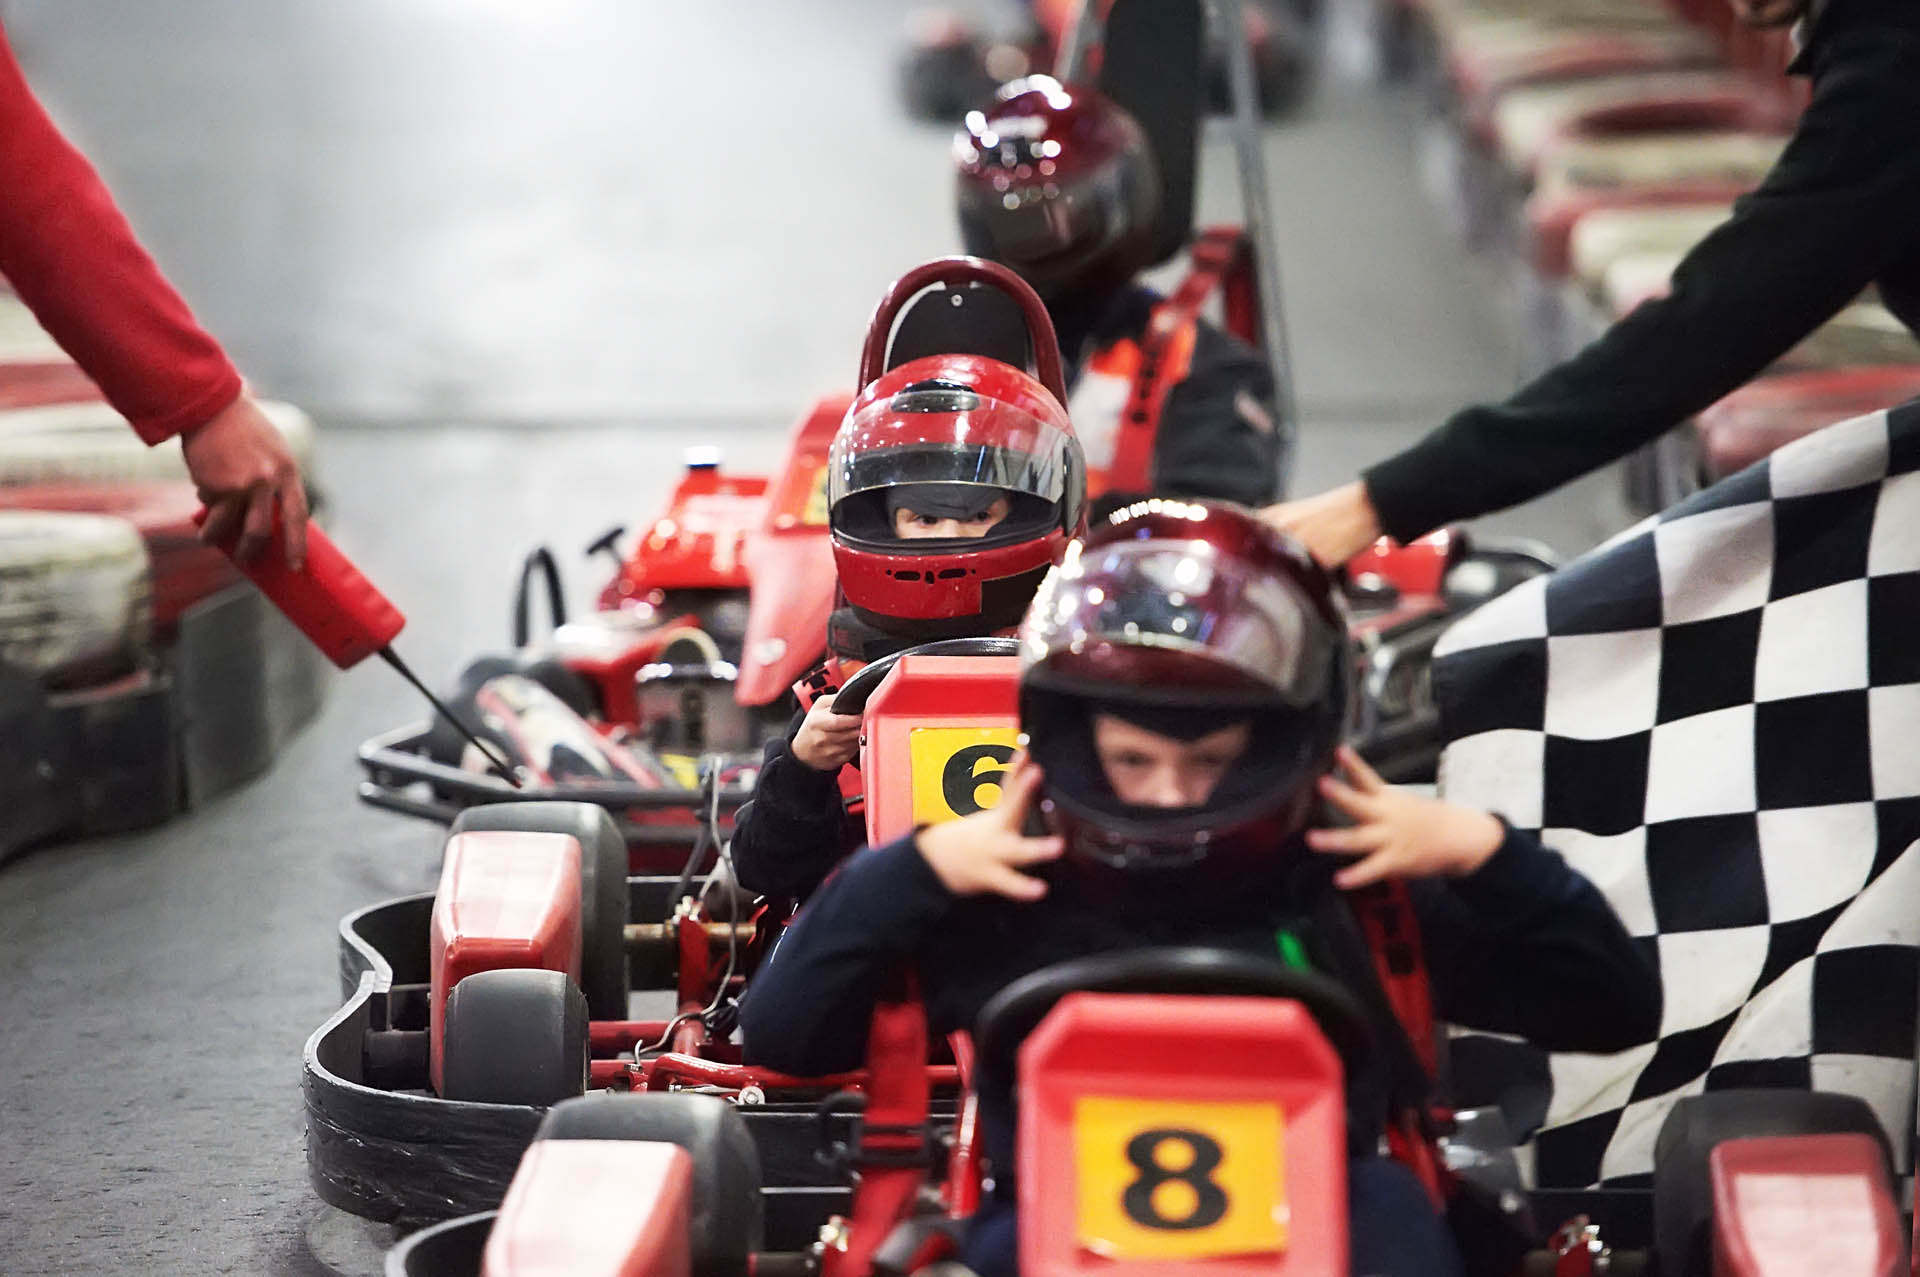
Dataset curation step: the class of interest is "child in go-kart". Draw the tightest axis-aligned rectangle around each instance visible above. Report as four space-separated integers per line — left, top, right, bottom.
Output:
956 77 1281 513
739 500 1661 1277
728 363 1087 900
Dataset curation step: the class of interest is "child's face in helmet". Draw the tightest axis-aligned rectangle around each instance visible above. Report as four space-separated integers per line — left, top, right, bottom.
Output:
1091 714 1253 809
892 494 1012 540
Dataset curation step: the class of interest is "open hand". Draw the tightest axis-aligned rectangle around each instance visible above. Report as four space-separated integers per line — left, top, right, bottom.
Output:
1258 481 1384 568
184 393 310 569
1305 746 1503 889
790 697 863 771
914 757 1064 901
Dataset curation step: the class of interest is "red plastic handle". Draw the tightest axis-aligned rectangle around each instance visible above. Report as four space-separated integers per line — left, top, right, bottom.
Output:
856 256 1069 405
195 510 405 669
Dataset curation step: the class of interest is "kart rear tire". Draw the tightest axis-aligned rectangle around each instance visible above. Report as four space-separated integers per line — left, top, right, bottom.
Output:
536 1092 764 1274
450 802 630 1021
441 968 589 1107
0 510 151 687
1652 1089 1891 1277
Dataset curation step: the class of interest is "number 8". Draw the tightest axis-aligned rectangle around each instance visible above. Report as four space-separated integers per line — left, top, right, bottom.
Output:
1121 1128 1230 1231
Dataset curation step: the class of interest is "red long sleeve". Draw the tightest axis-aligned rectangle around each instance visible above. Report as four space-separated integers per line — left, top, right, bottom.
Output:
0 23 241 444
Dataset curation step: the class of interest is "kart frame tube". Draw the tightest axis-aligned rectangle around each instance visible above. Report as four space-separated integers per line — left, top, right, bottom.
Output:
1059 0 1301 493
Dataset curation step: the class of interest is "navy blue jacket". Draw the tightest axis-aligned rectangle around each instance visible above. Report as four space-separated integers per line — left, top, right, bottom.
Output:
739 825 1661 1192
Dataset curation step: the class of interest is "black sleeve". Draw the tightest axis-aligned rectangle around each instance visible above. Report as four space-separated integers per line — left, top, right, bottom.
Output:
728 709 861 899
1362 26 1920 543
738 835 957 1076
1151 321 1284 509
1413 825 1661 1055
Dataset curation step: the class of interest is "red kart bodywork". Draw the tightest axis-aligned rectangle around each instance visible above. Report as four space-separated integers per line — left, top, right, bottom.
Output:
1708 1135 1902 1277
430 830 585 1094
1019 993 1349 1276
482 1140 693 1277
862 654 1021 846
735 392 848 706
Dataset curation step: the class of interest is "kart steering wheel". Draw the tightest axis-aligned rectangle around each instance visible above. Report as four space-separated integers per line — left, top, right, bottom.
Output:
972 946 1375 1115
827 636 1021 717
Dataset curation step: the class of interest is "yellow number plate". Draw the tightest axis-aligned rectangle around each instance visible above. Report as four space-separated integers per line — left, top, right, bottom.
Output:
801 464 831 526
1074 1096 1287 1261
908 727 1019 825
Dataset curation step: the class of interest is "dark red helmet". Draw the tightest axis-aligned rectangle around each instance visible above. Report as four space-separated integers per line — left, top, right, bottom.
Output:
827 353 1086 657
1018 499 1352 904
954 76 1161 307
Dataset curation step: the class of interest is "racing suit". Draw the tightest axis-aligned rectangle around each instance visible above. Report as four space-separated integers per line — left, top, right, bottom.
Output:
1059 285 1282 513
740 825 1661 1276
1361 0 1920 542
728 661 864 900
0 23 242 442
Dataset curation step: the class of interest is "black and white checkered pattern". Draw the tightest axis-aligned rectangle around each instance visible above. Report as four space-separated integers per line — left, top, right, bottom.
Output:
1433 401 1920 1189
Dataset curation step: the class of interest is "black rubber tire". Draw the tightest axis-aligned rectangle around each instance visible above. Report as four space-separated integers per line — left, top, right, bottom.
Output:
450 802 630 1021
441 968 588 1107
536 1093 764 1276
1653 1089 1891 1277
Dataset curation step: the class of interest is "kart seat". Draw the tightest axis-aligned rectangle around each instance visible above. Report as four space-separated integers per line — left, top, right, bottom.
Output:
884 281 1034 377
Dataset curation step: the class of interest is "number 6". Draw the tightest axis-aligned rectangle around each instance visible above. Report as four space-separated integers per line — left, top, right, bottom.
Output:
940 743 1016 816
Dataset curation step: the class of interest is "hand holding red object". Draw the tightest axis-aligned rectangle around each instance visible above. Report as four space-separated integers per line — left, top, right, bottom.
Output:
193 507 402 670
183 394 311 570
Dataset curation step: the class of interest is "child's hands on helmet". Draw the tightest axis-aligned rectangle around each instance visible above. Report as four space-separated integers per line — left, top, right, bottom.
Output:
914 757 1065 901
1306 746 1503 890
791 698 863 772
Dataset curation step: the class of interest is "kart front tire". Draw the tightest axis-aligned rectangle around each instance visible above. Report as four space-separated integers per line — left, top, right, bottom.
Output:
441 968 588 1107
1652 1089 1891 1277
537 1093 764 1273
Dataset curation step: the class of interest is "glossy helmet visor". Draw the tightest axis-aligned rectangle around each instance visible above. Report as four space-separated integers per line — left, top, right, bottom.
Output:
830 373 1083 642
954 76 1160 303
1019 500 1351 881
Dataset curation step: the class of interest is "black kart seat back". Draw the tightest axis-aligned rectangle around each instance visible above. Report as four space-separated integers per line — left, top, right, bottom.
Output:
1096 0 1203 266
884 280 1035 377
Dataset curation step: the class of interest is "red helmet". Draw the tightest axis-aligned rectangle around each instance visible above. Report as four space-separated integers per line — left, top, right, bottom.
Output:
954 76 1161 307
827 353 1086 659
1018 499 1352 904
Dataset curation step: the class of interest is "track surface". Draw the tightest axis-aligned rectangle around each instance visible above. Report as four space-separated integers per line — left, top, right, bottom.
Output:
0 2 1627 1272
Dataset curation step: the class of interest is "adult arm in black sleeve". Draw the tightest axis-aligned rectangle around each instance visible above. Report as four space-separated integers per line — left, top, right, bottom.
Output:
1362 20 1920 543
728 710 861 899
1152 321 1285 509
1413 825 1662 1054
738 836 957 1075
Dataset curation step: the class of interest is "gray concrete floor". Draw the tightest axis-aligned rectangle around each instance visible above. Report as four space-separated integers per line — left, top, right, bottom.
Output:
0 2 1629 1273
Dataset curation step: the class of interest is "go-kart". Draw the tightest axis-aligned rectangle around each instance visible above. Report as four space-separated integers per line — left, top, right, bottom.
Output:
382 943 1906 1276
355 3 1541 856
307 636 1022 1244
897 0 1318 125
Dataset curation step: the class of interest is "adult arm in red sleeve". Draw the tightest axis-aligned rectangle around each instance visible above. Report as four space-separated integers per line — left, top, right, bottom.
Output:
0 23 307 564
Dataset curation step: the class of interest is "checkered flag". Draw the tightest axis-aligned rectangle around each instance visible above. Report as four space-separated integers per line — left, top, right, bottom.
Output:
1433 402 1920 1189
